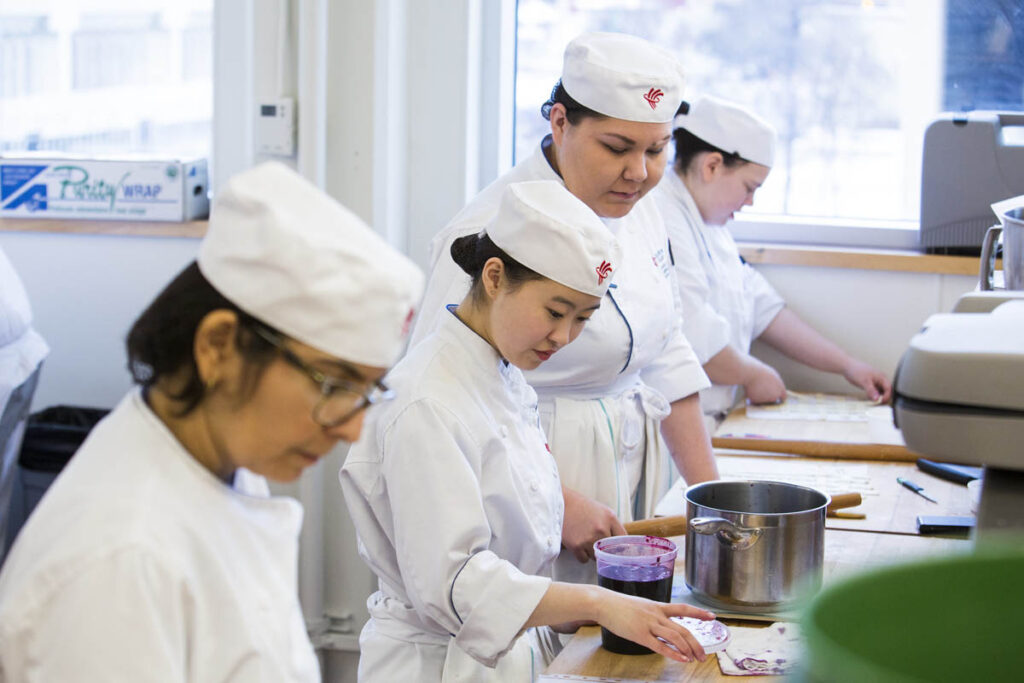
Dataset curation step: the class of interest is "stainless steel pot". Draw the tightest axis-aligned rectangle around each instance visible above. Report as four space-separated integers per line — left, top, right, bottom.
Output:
685 480 829 613
980 206 1024 291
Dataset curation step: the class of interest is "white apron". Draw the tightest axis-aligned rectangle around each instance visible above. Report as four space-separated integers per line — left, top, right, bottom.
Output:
653 171 785 417
341 312 563 682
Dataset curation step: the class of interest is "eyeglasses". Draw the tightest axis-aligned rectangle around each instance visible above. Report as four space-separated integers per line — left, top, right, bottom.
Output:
251 325 394 428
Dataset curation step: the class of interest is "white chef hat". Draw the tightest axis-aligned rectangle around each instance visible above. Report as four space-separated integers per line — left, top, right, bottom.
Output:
561 32 685 124
673 95 777 167
486 180 621 298
198 162 423 368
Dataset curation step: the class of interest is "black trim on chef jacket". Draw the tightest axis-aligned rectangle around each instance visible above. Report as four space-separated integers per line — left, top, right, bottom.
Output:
606 284 634 374
449 553 476 626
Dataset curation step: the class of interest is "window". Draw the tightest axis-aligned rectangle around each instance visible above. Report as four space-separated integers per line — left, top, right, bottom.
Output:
515 0 1024 232
0 1 212 164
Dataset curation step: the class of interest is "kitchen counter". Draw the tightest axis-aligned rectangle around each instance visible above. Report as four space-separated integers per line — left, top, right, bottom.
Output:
544 530 969 680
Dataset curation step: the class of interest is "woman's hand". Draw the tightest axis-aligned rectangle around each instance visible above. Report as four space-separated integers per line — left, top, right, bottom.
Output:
842 359 892 403
595 591 717 663
561 486 626 562
742 359 787 405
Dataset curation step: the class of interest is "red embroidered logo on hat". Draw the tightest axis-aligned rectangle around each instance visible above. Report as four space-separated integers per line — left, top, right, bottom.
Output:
643 88 664 109
596 260 613 285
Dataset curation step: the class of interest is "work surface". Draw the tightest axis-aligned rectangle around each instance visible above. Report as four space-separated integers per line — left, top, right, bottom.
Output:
545 404 975 680
544 528 969 682
655 452 973 535
710 401 915 461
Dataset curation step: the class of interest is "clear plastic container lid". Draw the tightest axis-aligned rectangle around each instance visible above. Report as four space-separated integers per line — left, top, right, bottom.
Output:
593 534 677 568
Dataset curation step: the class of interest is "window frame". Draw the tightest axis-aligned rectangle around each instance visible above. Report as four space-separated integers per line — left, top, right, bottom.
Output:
507 0 962 252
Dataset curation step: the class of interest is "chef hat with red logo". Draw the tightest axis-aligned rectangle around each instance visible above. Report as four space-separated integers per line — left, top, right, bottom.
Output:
486 180 622 298
673 95 777 168
561 31 685 124
198 162 424 367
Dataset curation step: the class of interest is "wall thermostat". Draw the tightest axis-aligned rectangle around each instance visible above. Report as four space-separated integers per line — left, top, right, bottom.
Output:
256 97 295 156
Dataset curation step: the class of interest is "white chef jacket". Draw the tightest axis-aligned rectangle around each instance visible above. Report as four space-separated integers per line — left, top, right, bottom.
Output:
0 247 48 416
408 139 709 587
340 311 563 682
653 170 786 418
0 390 320 683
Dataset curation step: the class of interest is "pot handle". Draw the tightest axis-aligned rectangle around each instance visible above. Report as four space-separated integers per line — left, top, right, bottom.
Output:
689 517 763 550
979 225 1002 291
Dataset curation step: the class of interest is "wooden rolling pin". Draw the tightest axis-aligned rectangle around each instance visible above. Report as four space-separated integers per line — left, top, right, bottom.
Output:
711 435 916 462
621 492 865 537
623 515 690 538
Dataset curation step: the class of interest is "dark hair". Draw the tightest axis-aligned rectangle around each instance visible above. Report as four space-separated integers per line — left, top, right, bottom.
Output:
540 80 606 125
126 261 278 416
672 127 747 173
450 233 545 304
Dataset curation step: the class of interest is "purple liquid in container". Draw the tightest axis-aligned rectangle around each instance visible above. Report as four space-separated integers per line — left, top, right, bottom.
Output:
594 535 677 655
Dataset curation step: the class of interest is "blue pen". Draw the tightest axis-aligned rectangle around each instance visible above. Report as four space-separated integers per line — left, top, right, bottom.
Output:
897 477 938 503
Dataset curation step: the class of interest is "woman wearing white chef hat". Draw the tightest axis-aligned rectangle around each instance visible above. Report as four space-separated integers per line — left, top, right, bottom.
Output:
653 94 892 427
408 31 718 596
0 162 423 682
342 180 715 682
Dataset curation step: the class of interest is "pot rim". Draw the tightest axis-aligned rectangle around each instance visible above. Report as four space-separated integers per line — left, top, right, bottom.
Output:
684 479 830 516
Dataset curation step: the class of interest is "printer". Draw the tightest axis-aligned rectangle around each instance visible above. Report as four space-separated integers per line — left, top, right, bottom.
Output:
893 294 1024 541
920 112 1024 254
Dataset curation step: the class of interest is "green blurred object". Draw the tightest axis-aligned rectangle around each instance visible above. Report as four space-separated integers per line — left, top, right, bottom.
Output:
802 547 1024 682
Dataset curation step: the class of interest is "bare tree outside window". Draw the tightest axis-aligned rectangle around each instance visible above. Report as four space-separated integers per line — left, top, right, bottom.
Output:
515 0 1024 224
0 0 211 164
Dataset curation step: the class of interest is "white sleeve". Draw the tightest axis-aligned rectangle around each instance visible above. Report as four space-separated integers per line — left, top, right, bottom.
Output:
744 263 786 339
640 242 711 403
0 549 188 682
380 400 550 667
633 199 711 401
662 207 732 364
670 233 734 363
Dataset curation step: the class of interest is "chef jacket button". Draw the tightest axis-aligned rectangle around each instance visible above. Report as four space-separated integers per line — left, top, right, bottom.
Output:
530 480 539 492
500 425 509 438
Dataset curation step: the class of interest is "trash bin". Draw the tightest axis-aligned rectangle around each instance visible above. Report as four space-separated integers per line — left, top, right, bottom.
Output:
6 406 109 551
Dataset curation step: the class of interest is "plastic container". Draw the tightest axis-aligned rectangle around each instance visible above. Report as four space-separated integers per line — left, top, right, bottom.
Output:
802 547 1024 682
594 535 677 655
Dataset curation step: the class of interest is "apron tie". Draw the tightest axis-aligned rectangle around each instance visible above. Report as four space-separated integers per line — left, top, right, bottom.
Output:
617 385 670 449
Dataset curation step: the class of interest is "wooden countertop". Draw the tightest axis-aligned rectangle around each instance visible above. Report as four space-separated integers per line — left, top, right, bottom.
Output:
737 242 993 276
544 530 969 681
654 452 974 535
548 408 975 680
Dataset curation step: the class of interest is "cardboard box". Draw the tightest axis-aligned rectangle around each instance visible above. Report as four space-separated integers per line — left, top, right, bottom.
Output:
0 154 209 222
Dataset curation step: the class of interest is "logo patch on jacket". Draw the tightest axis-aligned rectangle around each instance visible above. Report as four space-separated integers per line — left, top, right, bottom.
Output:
652 248 671 279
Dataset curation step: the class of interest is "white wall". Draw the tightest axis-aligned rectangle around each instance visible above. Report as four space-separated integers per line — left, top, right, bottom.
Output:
1 232 199 410
750 265 978 393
